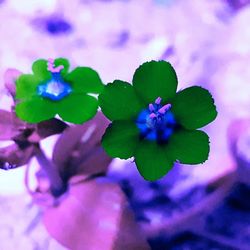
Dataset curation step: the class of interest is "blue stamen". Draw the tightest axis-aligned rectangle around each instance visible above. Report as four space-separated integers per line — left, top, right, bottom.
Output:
37 73 72 101
136 97 176 144
149 103 155 112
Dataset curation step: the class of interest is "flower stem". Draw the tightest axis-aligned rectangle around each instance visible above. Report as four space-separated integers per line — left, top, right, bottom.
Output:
35 147 66 197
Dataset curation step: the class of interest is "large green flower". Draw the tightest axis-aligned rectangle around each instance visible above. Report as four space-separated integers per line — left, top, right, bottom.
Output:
15 58 104 124
99 60 217 181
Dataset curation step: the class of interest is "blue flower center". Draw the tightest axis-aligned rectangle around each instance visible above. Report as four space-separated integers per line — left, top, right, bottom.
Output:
136 97 176 144
37 73 72 101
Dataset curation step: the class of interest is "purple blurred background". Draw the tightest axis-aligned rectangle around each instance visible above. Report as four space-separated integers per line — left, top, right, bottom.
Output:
0 0 250 249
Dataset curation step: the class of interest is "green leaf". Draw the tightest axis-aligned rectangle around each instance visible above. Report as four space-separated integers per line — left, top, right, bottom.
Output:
99 80 144 121
54 58 70 76
65 67 104 94
102 120 140 159
135 141 174 181
15 97 56 123
133 61 178 104
168 129 210 164
58 93 98 124
16 74 41 100
32 59 51 81
171 86 217 129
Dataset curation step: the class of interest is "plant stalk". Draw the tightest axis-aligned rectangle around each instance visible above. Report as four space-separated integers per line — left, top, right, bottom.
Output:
35 147 66 197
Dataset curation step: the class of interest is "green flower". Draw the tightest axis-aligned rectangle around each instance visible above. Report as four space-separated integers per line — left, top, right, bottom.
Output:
99 61 217 181
15 58 104 124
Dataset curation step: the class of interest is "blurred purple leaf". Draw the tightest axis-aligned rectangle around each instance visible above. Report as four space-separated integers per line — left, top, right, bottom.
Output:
52 112 112 181
0 110 68 170
4 68 22 98
226 0 250 11
43 180 150 250
0 109 27 140
28 118 68 143
0 143 35 169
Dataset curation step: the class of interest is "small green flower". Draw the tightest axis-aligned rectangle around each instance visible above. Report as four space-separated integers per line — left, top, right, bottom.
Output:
99 60 217 181
15 58 104 124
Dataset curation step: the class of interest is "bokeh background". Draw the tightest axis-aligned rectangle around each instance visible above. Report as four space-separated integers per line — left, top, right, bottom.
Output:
0 0 250 249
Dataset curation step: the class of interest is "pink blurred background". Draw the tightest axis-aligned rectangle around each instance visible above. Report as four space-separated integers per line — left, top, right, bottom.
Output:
0 0 250 249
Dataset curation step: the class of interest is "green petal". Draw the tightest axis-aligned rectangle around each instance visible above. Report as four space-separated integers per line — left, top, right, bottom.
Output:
54 58 70 76
57 93 98 124
133 61 178 103
102 120 140 159
168 129 210 164
99 80 144 121
135 141 174 181
65 67 104 94
171 86 217 129
15 97 56 123
32 59 51 81
16 74 41 100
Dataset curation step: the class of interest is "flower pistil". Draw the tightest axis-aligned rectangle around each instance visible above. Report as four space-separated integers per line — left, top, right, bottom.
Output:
136 97 176 144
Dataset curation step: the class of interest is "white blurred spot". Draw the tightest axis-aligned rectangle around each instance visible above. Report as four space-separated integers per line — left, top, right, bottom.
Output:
8 0 57 15
81 125 96 143
144 211 163 225
0 167 26 195
40 134 60 159
142 36 170 61
0 91 13 111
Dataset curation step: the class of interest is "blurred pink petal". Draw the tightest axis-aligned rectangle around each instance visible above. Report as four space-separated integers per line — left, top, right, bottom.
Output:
4 68 22 97
228 118 250 155
43 180 150 250
228 118 250 184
